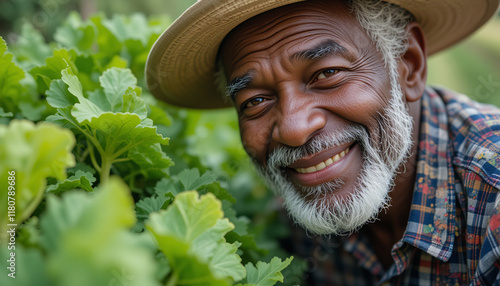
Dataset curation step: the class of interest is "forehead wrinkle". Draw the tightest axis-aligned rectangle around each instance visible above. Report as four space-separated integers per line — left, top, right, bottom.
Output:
223 0 361 63
228 14 315 62
234 5 344 38
229 21 318 67
236 13 315 40
230 22 359 69
291 39 351 62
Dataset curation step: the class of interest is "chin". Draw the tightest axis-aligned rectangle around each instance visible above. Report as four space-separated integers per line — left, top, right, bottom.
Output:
279 166 393 235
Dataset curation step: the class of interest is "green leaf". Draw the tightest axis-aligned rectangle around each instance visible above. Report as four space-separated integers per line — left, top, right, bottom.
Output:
122 87 148 120
67 162 96 176
39 178 159 286
0 106 13 117
29 49 78 94
104 55 129 70
146 191 246 283
154 177 183 197
135 195 171 221
149 104 172 126
147 191 223 241
178 168 217 190
201 181 237 204
0 37 25 104
190 219 234 262
46 170 96 193
210 241 246 281
0 37 39 118
87 89 111 111
60 67 103 123
243 257 294 286
18 101 47 121
78 111 168 181
90 14 123 61
100 67 137 111
73 53 100 91
46 79 78 109
11 22 52 69
54 12 96 51
16 217 41 249
46 106 81 132
103 14 152 46
86 112 168 151
164 247 230 286
0 120 75 243
222 201 250 236
128 143 173 178
48 65 168 181
40 178 135 251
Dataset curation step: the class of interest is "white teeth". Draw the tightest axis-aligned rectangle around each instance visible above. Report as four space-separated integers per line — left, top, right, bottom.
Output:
316 162 326 171
305 166 316 173
333 154 340 163
294 147 350 174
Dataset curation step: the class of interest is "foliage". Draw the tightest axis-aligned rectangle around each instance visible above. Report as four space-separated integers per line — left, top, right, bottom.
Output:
0 120 75 241
0 12 296 286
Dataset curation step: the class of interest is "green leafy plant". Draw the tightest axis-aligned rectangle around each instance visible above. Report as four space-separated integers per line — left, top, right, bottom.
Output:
0 12 296 286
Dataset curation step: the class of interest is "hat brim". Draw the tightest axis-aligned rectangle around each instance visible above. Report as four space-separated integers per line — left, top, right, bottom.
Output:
146 0 500 109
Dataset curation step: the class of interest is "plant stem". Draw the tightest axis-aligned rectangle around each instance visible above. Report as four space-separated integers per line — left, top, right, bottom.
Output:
165 273 178 286
79 146 90 163
113 157 131 163
100 156 112 183
88 142 102 173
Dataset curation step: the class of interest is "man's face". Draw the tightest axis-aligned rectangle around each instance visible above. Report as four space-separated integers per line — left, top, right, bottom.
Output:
221 0 413 234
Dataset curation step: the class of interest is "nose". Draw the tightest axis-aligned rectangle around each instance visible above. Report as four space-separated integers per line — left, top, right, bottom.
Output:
272 95 327 147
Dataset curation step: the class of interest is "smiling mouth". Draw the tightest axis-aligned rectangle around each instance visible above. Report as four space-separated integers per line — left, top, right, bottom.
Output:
294 146 351 174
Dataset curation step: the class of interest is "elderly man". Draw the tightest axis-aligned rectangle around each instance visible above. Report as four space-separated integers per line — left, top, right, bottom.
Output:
146 0 500 284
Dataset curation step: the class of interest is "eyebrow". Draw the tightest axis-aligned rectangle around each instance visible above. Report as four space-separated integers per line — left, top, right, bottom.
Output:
291 39 349 61
225 40 350 99
226 71 254 99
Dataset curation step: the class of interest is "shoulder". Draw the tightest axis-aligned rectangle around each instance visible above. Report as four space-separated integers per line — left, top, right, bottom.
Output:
471 203 500 285
434 87 500 190
439 87 500 141
432 88 500 282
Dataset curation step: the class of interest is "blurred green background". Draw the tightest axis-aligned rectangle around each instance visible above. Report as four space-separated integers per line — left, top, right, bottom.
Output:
427 18 500 107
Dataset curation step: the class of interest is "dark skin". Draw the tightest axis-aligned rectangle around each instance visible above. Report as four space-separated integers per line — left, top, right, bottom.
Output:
221 0 427 269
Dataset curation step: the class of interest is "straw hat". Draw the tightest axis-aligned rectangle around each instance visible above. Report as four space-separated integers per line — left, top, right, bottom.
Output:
146 0 499 109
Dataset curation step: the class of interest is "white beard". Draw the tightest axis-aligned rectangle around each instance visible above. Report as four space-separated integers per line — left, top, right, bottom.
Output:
253 82 413 235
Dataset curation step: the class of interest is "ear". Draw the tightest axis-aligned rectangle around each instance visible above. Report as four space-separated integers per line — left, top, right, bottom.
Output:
398 22 427 103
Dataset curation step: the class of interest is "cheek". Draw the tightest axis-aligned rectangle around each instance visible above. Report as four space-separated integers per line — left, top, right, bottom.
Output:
319 73 392 144
330 82 389 125
239 121 272 164
341 57 393 115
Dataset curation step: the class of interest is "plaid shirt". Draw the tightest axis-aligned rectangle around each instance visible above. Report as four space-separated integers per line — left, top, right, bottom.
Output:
285 87 500 285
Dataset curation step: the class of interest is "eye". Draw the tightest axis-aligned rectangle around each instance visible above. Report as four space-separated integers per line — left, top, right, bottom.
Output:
314 68 339 82
242 97 266 110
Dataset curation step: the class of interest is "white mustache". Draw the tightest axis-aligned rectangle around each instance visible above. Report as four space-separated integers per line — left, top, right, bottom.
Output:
266 125 368 171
